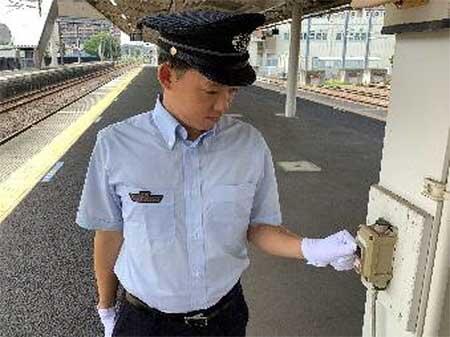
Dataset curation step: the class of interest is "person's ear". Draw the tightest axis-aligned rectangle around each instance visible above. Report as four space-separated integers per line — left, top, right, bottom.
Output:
158 63 176 91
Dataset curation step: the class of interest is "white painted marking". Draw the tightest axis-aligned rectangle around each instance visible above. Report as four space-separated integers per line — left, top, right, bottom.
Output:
227 114 243 118
95 116 103 123
277 161 322 172
41 161 64 182
58 110 81 114
275 113 299 118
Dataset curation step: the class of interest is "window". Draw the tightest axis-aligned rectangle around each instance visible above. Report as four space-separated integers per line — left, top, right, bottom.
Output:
361 32 367 40
309 30 315 40
24 50 34 59
336 32 342 40
284 32 289 40
312 57 320 69
266 58 278 67
346 59 364 68
266 53 278 67
313 58 342 69
313 31 328 41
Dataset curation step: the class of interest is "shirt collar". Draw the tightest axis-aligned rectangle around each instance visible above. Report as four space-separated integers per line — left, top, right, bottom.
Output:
152 95 219 150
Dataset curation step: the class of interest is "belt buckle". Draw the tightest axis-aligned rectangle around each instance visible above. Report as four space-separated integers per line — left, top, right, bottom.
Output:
184 313 208 328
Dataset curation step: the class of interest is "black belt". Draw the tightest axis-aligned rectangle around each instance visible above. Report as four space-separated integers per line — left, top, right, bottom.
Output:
124 281 242 328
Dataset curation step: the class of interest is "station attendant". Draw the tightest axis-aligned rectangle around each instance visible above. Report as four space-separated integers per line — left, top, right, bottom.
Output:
76 10 357 337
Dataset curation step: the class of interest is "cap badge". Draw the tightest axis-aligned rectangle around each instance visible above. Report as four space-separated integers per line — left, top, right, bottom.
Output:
232 33 251 53
170 46 177 56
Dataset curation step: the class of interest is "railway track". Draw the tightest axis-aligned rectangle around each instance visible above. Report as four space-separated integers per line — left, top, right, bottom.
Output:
0 68 112 115
0 64 138 146
257 76 390 109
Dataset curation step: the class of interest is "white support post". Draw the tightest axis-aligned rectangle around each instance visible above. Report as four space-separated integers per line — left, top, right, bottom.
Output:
50 22 59 67
284 1 302 118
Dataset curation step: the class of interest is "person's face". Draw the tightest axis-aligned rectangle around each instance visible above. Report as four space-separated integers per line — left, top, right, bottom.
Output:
161 66 239 133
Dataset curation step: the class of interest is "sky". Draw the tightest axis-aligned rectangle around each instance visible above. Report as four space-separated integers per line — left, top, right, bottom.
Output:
0 0 132 46
0 0 53 46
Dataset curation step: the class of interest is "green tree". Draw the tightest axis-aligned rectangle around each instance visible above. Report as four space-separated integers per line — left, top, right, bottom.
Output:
84 31 121 60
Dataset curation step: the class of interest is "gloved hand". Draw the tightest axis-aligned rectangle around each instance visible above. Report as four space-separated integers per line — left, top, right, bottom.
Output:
330 255 356 271
98 307 117 337
301 229 357 270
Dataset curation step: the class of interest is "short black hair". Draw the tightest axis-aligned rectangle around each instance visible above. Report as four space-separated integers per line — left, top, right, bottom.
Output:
157 49 191 78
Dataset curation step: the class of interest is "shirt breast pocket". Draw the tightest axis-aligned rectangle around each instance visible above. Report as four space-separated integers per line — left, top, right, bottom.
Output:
206 183 255 243
123 187 175 248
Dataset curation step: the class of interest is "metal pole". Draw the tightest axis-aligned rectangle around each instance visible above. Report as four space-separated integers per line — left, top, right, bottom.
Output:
76 24 81 63
364 10 373 70
58 21 64 65
109 36 113 61
285 1 303 118
342 10 350 69
50 22 59 67
422 162 450 336
305 17 312 71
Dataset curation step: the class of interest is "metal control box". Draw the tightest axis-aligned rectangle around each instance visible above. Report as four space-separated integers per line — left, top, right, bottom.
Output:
356 222 397 290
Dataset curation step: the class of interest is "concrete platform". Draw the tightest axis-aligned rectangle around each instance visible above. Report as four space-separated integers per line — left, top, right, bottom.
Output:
0 65 385 337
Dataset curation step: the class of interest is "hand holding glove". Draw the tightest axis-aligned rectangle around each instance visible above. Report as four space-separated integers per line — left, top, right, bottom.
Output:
98 306 117 337
301 229 357 271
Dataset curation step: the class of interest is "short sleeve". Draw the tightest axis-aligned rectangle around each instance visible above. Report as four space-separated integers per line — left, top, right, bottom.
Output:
76 131 123 231
249 137 282 226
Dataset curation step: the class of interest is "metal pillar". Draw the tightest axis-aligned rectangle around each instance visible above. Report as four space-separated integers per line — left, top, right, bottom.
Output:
76 25 81 63
422 167 450 336
285 1 303 118
50 22 59 67
33 0 58 69
305 17 312 71
342 10 350 69
363 9 374 85
364 9 373 70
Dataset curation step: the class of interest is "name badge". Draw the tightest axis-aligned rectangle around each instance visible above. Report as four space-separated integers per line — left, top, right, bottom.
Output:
129 191 164 204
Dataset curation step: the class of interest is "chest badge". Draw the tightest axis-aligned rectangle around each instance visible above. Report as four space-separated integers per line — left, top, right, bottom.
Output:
129 191 164 204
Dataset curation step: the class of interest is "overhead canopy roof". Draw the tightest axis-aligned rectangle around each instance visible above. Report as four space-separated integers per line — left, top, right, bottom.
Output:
82 0 351 41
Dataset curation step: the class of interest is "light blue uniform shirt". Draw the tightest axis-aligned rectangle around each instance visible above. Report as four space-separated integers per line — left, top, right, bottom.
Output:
76 97 282 313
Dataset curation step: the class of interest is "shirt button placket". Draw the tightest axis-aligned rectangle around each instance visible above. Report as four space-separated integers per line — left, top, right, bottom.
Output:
185 146 207 309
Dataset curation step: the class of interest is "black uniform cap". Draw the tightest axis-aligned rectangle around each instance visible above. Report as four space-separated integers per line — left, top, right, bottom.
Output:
137 11 265 86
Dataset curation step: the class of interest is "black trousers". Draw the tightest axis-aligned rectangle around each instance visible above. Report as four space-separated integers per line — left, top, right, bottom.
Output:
112 286 249 337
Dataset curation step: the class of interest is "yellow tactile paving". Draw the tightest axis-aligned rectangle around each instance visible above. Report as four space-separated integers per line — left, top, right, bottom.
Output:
0 66 143 225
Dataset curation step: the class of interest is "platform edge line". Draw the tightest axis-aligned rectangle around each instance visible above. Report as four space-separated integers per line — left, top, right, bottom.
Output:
0 66 143 224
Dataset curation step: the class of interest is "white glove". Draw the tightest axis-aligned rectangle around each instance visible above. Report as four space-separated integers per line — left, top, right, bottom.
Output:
98 307 117 337
330 255 356 271
301 229 357 269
